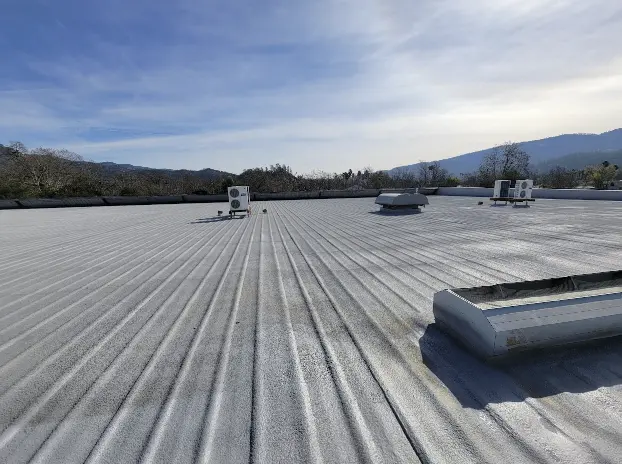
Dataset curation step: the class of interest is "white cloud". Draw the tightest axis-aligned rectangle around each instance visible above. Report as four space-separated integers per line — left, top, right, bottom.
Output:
2 0 621 172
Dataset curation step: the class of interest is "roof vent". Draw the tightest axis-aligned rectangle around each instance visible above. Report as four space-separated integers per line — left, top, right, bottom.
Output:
375 193 429 211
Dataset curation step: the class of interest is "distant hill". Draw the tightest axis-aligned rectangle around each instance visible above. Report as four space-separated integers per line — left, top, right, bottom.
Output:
99 161 154 171
96 161 231 181
389 128 622 175
0 149 232 181
537 149 622 172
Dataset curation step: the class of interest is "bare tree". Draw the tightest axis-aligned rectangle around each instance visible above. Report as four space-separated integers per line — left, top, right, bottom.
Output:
540 166 581 189
477 149 500 187
426 162 450 187
4 146 83 197
392 169 417 189
476 142 530 187
498 142 530 181
459 172 479 187
8 141 27 155
417 162 431 186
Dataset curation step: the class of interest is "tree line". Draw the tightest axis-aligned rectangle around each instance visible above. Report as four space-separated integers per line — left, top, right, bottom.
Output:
0 141 457 199
457 141 619 190
0 142 230 199
0 141 619 200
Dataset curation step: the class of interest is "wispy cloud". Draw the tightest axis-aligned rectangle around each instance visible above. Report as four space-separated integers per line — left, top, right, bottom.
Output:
1 0 621 172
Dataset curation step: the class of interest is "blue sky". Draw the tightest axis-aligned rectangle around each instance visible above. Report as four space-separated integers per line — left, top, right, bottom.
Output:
1 0 621 173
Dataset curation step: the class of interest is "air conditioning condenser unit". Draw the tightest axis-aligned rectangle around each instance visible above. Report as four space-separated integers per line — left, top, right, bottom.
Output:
493 180 511 198
228 186 250 215
514 179 533 199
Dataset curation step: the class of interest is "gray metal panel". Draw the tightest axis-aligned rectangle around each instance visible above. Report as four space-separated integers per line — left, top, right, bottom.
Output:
437 187 495 197
494 312 622 354
103 196 184 205
322 189 356 198
143 195 184 204
256 191 319 200
0 200 19 209
433 290 497 358
487 293 622 354
436 186 622 201
7 197 104 209
17 198 67 208
487 293 622 331
103 196 152 205
59 197 106 207
531 188 622 201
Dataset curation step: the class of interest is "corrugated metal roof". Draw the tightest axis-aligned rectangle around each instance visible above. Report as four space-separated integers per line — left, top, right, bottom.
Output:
1 197 622 463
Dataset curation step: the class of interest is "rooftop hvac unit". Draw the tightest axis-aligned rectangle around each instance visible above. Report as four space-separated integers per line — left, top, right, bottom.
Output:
228 186 250 214
514 179 533 200
493 180 511 198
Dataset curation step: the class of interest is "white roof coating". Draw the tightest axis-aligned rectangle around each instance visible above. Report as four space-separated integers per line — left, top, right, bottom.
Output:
1 196 622 463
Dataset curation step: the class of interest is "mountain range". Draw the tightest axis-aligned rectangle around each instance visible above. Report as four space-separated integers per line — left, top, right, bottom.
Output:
91 129 622 178
4 128 622 178
0 148 231 181
389 128 622 175
96 162 231 180
535 149 622 172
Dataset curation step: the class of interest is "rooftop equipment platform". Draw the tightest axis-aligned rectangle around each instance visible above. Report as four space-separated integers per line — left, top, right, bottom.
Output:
375 192 429 210
433 270 622 359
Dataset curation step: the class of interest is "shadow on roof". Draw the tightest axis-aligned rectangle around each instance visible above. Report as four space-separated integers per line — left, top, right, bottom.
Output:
190 216 245 224
419 323 622 410
368 209 423 216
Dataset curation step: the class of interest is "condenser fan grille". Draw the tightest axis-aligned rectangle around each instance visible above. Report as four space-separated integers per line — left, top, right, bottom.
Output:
229 188 240 198
231 199 241 209
521 181 528 189
520 190 526 198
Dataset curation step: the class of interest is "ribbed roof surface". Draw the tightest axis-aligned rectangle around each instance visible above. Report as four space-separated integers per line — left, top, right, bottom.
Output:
1 197 622 463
